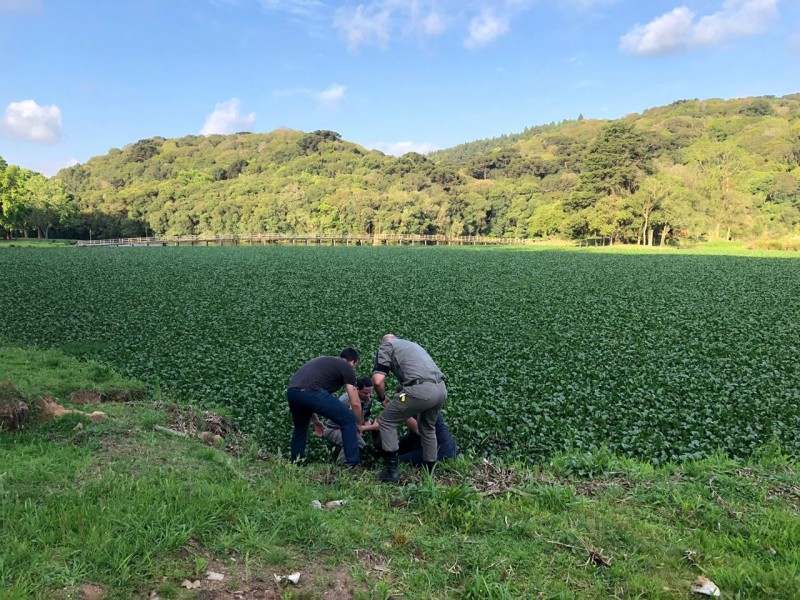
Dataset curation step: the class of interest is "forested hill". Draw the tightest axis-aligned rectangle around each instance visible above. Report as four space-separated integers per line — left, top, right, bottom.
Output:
3 94 800 244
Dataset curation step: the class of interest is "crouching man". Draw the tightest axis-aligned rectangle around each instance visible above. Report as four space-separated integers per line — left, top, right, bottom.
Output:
372 334 447 483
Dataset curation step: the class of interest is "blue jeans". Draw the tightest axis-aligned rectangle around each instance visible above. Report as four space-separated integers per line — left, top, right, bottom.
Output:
287 388 360 466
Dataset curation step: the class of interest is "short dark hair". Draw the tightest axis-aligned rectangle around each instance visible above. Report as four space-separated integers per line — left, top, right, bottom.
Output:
340 347 360 363
356 377 373 389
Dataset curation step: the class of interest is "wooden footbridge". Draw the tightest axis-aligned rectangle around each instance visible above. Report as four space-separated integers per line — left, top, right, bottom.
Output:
75 233 538 248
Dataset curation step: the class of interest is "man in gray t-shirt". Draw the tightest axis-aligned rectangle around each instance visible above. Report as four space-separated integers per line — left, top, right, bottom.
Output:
372 334 447 482
323 377 373 462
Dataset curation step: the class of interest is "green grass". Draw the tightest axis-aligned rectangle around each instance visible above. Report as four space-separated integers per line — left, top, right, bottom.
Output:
0 345 144 399
1 347 799 599
0 238 76 249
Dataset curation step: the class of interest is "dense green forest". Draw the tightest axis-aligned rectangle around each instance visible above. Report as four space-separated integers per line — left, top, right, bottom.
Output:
2 94 799 244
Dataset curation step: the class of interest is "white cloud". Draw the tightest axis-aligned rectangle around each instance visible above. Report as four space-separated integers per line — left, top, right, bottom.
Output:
333 3 393 51
406 0 448 36
621 0 779 56
693 0 778 45
200 99 256 135
0 0 42 14
419 10 447 36
0 100 62 143
329 0 613 51
368 140 440 156
465 9 510 48
315 83 346 104
273 84 347 107
259 0 325 19
620 6 695 55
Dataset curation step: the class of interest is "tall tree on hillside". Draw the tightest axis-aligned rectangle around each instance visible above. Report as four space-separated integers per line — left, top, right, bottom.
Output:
565 122 652 242
568 121 653 211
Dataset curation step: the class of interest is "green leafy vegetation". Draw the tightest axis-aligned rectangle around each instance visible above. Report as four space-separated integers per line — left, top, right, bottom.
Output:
1 95 799 245
1 246 798 464
1 247 798 598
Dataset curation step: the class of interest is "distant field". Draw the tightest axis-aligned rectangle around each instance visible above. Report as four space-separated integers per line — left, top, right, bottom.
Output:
2 246 799 463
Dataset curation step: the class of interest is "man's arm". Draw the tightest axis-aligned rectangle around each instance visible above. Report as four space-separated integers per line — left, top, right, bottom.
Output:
345 384 363 431
311 413 324 437
372 341 393 405
372 372 388 406
405 416 420 436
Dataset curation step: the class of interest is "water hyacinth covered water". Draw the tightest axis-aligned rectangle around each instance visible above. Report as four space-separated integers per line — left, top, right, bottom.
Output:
2 246 799 463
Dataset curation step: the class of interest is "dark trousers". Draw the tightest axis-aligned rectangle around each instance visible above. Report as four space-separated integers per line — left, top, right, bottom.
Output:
398 434 458 465
287 388 360 466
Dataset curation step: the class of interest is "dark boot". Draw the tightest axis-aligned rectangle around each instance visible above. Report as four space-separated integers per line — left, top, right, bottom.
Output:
376 451 399 483
422 461 437 476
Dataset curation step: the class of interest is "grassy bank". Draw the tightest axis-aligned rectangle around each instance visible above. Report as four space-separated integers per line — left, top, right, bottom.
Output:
0 238 76 249
1 345 798 599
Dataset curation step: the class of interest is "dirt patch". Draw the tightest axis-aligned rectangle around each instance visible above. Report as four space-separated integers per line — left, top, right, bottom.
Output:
767 483 800 504
149 558 360 600
0 380 29 431
203 411 233 437
435 458 536 495
352 548 391 576
437 459 639 500
110 389 144 402
159 404 250 452
69 391 107 405
37 395 74 419
80 583 106 600
573 476 635 497
34 397 108 425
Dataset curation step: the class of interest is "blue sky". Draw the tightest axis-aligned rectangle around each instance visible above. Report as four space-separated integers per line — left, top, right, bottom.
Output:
1 0 798 175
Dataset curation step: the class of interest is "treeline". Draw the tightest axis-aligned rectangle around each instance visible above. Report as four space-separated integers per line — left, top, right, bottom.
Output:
1 95 799 244
0 158 75 240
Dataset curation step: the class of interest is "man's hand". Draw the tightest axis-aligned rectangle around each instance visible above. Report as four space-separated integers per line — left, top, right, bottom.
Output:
361 419 380 432
313 421 325 437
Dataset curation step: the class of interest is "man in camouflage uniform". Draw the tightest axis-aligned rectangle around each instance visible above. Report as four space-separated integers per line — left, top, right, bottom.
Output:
371 334 447 482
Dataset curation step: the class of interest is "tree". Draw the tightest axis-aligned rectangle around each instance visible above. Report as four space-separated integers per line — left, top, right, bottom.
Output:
576 121 652 201
24 175 77 239
585 195 634 245
527 203 565 238
687 140 753 241
0 163 35 237
628 174 673 245
740 98 775 117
